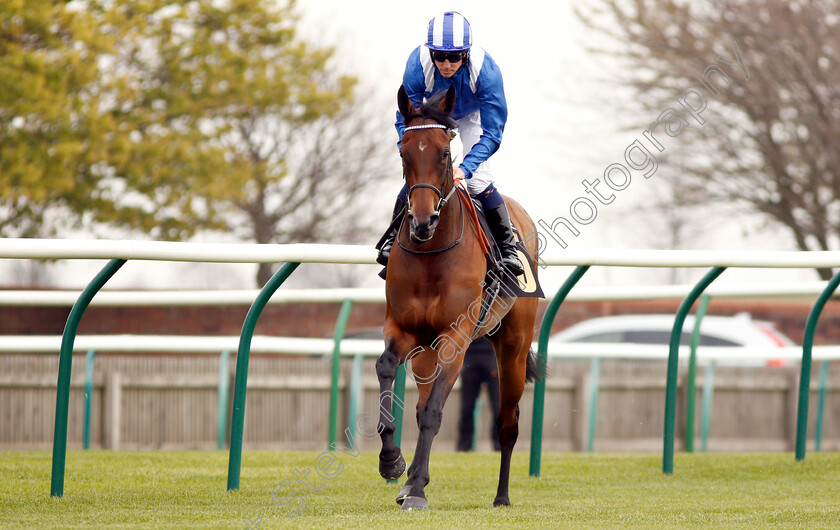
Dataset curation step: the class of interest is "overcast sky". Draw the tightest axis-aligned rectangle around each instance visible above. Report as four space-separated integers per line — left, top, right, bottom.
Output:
11 1 815 290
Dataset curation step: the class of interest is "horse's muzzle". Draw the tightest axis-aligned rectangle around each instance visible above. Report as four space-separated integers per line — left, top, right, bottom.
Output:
408 213 439 244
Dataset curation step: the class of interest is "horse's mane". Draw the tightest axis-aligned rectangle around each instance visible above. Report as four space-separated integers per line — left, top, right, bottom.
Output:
405 91 457 129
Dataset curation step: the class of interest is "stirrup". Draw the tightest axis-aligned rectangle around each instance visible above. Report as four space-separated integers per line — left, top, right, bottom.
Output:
377 235 395 266
375 196 407 268
501 254 524 277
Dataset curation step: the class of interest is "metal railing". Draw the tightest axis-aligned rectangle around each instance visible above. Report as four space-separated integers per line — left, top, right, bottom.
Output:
1 238 838 495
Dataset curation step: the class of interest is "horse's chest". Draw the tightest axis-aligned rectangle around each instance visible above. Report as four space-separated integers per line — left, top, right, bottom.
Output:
391 290 478 333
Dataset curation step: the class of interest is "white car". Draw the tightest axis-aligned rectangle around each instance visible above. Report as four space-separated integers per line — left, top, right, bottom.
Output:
550 312 796 365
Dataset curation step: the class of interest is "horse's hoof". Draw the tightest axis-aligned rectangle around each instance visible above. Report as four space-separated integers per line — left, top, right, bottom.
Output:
493 496 511 507
400 496 428 510
379 453 406 480
395 484 412 505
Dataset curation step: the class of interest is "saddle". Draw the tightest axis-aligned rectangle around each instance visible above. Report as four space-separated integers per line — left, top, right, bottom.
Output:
458 187 544 299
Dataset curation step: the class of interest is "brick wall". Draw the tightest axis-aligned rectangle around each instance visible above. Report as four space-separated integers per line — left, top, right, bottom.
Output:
2 297 838 345
0 303 387 338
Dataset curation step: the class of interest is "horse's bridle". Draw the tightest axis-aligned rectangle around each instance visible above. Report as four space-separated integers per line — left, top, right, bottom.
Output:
402 123 458 221
399 122 464 253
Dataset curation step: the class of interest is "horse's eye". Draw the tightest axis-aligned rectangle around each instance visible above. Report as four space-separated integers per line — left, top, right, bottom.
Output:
442 150 450 160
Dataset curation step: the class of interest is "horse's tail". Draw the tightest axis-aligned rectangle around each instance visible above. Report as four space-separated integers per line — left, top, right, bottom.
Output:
525 348 546 383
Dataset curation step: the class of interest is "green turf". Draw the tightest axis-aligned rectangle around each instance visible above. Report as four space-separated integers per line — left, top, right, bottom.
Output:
1 450 839 528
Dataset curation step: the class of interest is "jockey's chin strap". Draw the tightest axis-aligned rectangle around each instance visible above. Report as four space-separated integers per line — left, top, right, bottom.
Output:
403 123 459 219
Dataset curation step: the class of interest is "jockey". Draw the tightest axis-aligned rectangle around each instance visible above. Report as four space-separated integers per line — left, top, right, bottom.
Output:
376 11 525 277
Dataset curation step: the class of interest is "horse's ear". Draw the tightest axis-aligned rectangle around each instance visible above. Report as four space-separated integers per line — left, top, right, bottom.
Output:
398 85 415 119
439 86 456 115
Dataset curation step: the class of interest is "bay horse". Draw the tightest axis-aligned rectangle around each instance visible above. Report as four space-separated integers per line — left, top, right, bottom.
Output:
375 85 540 510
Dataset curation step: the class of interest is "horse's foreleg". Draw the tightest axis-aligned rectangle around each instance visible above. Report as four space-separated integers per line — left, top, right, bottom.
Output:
401 338 466 510
400 375 455 510
376 347 405 480
396 348 437 505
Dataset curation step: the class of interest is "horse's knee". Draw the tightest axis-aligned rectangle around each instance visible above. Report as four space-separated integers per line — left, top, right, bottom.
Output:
418 404 443 435
376 351 399 380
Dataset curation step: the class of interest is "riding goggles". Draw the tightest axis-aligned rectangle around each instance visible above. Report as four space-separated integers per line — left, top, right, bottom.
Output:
430 50 467 63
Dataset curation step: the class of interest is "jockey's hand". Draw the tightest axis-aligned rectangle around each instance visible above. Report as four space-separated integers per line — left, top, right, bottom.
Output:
453 166 466 188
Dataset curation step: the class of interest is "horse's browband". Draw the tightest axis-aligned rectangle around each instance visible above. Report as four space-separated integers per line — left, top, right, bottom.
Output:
403 124 449 132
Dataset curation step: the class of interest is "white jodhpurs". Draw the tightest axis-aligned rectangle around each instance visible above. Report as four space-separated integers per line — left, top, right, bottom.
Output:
455 111 495 195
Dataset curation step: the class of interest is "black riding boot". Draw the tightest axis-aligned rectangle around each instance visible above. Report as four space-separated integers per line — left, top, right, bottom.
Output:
485 202 525 277
375 197 407 266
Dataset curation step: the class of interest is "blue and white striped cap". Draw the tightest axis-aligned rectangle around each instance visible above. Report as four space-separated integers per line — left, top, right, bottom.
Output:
426 11 472 51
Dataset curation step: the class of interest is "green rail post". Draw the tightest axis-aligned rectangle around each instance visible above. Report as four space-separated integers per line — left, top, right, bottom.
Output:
796 268 840 461
815 361 829 452
685 294 710 453
329 299 354 450
392 364 407 448
663 266 725 475
228 261 300 492
218 351 232 450
471 398 483 451
51 258 126 497
346 354 364 441
586 357 601 452
529 265 590 478
700 360 716 452
387 364 407 484
83 350 97 450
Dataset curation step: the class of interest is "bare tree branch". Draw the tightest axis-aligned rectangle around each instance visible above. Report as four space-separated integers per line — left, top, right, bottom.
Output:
578 0 840 279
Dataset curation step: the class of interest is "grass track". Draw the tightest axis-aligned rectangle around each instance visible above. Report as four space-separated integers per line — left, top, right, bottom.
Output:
2 450 839 528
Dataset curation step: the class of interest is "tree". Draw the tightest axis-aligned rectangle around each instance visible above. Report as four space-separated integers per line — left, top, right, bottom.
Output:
577 0 840 279
0 1 118 238
1 0 394 286
223 94 394 285
108 0 393 285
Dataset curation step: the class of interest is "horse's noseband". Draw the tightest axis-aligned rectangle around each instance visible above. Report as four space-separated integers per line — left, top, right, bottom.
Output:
407 181 456 219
